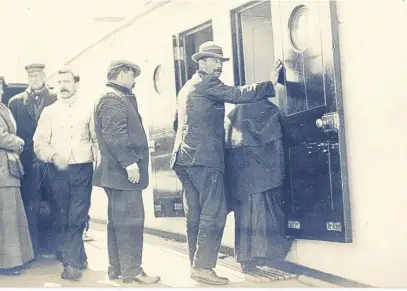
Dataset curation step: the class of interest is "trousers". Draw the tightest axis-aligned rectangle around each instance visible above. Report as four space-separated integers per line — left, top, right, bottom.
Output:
48 163 93 268
174 165 227 269
104 188 145 277
21 162 56 255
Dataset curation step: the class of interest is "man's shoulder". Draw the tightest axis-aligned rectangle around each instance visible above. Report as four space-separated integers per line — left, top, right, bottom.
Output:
98 88 121 102
9 91 28 105
94 89 125 115
40 102 56 116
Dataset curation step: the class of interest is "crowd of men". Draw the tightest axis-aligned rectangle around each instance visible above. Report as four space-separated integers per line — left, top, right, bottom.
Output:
0 40 292 285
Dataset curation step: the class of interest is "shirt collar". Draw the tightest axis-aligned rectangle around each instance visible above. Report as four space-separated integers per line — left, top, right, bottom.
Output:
59 94 79 105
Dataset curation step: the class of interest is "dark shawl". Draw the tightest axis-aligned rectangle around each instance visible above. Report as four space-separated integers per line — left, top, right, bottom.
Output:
224 99 285 201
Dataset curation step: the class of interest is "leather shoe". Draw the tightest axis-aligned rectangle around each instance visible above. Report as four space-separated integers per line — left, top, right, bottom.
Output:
61 265 82 281
108 266 121 280
122 271 161 284
191 268 229 285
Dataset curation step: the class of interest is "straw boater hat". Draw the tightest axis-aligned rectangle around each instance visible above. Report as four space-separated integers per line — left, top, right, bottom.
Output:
107 60 141 77
191 41 230 63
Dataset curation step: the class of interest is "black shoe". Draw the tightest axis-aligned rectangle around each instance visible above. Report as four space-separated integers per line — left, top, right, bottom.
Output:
122 271 161 284
0 269 20 276
108 266 121 280
61 265 82 281
191 268 229 285
78 261 88 270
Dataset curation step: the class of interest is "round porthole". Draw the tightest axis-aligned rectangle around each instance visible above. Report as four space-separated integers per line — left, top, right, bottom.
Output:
153 65 164 94
289 5 310 52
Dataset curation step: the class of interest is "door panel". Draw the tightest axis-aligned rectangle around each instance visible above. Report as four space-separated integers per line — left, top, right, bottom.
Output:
151 25 213 218
271 1 352 242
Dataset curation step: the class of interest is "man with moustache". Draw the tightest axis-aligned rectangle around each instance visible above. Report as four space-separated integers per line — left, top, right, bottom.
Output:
171 41 283 285
93 60 160 284
8 63 57 258
33 68 96 281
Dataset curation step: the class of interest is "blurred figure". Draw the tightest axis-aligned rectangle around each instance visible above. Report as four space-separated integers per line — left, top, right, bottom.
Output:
34 69 96 281
8 64 57 258
224 98 293 278
0 76 34 275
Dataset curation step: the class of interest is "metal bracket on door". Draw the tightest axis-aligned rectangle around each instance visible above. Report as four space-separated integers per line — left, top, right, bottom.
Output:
316 112 340 132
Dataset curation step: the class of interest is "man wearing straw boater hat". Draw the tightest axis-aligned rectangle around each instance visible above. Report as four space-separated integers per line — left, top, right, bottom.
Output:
170 41 283 285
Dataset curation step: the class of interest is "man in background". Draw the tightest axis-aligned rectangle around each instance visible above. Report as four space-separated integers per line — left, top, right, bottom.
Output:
8 63 57 258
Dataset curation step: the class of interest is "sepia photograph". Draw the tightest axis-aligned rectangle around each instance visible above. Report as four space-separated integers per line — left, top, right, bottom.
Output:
0 0 406 288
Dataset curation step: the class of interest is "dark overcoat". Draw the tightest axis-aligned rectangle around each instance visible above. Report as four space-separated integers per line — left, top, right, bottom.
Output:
171 70 275 171
8 87 57 170
93 82 149 191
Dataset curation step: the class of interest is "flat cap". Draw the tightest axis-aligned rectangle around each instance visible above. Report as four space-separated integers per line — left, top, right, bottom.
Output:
25 63 45 73
108 60 141 77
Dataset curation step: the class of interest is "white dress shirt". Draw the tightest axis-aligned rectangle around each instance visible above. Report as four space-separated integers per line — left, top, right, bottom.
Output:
34 94 96 164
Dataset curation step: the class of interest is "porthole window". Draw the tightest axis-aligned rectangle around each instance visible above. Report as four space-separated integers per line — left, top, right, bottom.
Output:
153 65 164 94
289 5 310 52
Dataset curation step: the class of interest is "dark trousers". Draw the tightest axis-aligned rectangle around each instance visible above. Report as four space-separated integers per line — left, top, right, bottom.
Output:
174 165 227 269
104 188 145 277
48 163 93 269
21 162 56 255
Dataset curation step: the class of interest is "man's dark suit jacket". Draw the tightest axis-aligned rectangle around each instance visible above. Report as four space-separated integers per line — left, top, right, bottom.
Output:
171 70 276 172
93 82 149 191
8 87 57 170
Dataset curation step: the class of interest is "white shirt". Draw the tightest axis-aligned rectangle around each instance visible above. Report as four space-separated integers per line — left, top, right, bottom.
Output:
33 94 96 164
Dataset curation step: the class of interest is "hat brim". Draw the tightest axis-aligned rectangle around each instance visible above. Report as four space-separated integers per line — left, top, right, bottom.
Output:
191 52 230 63
109 64 141 77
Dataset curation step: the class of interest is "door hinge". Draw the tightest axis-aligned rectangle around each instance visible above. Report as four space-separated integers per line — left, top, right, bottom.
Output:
173 46 184 61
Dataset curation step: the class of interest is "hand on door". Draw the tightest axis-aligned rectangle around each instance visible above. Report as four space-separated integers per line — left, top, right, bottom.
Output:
270 59 283 86
126 162 140 184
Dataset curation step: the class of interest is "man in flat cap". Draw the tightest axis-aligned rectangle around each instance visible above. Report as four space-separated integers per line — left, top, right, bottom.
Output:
93 60 160 285
34 68 97 281
8 63 57 258
171 41 283 285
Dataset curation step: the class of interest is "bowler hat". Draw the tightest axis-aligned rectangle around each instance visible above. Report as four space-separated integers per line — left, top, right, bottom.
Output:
25 63 45 73
108 60 141 77
191 41 230 63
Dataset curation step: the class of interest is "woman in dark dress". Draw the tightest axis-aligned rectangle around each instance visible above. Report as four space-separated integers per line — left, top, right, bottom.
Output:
0 76 34 275
224 99 294 279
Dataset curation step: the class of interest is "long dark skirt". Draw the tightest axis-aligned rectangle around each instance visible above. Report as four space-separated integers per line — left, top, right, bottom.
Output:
234 187 292 265
0 187 34 269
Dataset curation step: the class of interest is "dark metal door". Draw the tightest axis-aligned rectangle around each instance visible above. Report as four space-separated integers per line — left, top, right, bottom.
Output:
271 1 352 242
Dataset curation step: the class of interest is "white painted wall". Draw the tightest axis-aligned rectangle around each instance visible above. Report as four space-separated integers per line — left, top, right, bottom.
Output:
72 0 407 287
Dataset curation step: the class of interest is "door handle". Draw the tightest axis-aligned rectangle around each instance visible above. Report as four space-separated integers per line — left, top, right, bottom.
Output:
316 112 340 132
